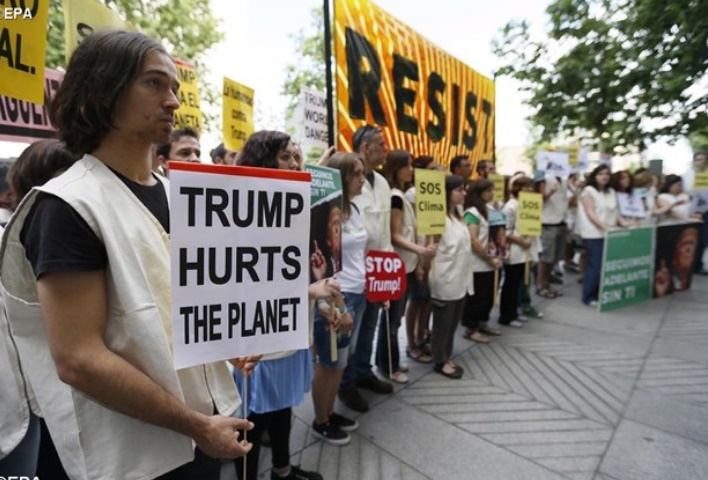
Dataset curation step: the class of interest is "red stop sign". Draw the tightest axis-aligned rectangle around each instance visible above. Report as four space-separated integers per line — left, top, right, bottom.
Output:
365 251 407 302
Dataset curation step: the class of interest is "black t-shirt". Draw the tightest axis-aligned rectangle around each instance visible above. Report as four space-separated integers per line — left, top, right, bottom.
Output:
21 169 169 279
391 195 404 211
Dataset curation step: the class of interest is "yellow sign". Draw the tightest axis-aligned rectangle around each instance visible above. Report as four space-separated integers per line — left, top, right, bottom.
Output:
694 173 708 191
415 169 446 235
174 59 202 135
562 145 580 167
222 77 254 152
489 174 506 202
334 0 495 170
63 0 133 63
518 192 543 236
0 0 50 104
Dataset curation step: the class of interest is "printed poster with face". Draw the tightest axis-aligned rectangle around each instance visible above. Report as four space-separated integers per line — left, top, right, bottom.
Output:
305 165 343 281
487 208 508 259
653 222 702 298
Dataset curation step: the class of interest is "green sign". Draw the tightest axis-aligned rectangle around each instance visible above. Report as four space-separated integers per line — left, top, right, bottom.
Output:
305 164 343 278
599 226 654 312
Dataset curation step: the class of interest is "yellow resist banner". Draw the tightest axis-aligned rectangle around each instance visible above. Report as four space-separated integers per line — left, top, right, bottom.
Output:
0 0 50 104
63 0 133 62
334 0 495 169
174 59 202 135
414 168 446 235
489 174 506 202
518 192 543 236
222 77 254 152
694 173 708 190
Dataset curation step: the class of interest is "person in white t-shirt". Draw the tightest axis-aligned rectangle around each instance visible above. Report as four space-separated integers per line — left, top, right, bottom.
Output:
536 174 568 298
655 175 701 225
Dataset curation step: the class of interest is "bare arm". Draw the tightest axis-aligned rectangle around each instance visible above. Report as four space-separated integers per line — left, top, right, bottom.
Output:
38 270 252 459
391 208 436 260
468 223 500 268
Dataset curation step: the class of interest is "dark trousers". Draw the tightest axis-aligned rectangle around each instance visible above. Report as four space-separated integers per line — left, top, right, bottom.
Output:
582 238 604 304
500 263 524 324
235 407 292 480
462 270 496 331
341 300 380 390
376 273 413 373
159 447 220 480
431 298 465 365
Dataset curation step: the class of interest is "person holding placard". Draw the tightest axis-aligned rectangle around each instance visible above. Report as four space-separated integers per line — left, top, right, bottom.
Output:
633 168 657 227
0 31 251 480
461 179 502 343
577 165 620 306
428 175 473 379
655 175 701 225
612 170 646 227
234 130 327 480
536 174 567 298
311 152 368 445
500 175 537 327
376 150 437 383
338 125 394 412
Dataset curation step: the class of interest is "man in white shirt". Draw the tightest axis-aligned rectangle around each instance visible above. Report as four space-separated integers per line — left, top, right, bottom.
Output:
338 125 394 413
536 174 568 297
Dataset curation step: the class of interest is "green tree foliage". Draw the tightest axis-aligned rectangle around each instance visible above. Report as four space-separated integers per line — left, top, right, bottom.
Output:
493 0 708 151
45 0 224 132
282 7 326 120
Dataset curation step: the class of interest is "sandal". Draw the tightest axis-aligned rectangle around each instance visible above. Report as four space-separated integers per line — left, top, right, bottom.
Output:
462 330 490 344
434 363 463 379
536 288 559 299
406 346 432 364
478 324 501 336
388 371 409 384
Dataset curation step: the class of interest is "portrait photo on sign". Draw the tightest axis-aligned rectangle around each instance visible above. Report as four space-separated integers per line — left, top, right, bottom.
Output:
305 164 344 281
653 223 701 298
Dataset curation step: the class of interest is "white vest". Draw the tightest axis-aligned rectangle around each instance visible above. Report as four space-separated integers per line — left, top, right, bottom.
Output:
503 198 541 264
0 156 240 480
429 216 474 301
353 170 393 252
392 188 418 273
577 186 618 239
464 206 493 273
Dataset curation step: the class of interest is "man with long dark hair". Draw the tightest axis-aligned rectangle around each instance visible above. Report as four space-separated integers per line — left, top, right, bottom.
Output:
0 30 251 479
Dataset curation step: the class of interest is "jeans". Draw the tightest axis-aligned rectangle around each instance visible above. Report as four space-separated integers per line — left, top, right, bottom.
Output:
582 238 604 304
313 291 366 369
340 299 381 390
0 411 40 476
375 273 413 374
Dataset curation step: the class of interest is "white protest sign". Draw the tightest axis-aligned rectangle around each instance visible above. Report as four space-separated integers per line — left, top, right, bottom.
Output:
300 87 329 149
536 151 571 178
169 163 311 369
691 190 708 214
617 192 647 219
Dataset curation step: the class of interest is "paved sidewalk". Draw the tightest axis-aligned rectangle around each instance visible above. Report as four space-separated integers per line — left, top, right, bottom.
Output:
223 271 708 480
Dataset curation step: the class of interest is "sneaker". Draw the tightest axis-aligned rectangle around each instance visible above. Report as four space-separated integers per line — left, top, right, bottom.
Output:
398 363 409 373
500 320 523 328
337 387 369 412
550 275 563 285
356 375 394 394
521 305 544 319
564 262 580 273
330 412 359 432
311 421 351 446
271 465 324 480
516 315 529 322
588 300 598 307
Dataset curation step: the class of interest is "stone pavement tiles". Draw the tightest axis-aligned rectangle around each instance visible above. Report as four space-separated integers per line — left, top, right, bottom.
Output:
222 272 708 480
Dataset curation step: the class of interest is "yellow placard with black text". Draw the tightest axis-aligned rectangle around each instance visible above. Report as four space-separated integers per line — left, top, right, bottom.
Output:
222 78 254 152
173 59 202 135
334 0 495 170
63 0 133 63
415 169 446 235
489 174 506 202
0 0 50 104
694 173 708 191
518 192 543 236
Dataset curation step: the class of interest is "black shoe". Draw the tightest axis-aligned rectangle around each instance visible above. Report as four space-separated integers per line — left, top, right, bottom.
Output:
550 274 563 285
355 375 394 394
311 420 351 446
271 465 324 480
338 387 369 412
330 412 359 432
433 363 463 379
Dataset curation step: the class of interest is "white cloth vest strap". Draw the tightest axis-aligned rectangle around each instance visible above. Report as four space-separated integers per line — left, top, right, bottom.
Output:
391 188 418 272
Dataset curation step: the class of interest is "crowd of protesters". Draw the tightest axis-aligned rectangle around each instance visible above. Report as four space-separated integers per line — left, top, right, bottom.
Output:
1 30 707 480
